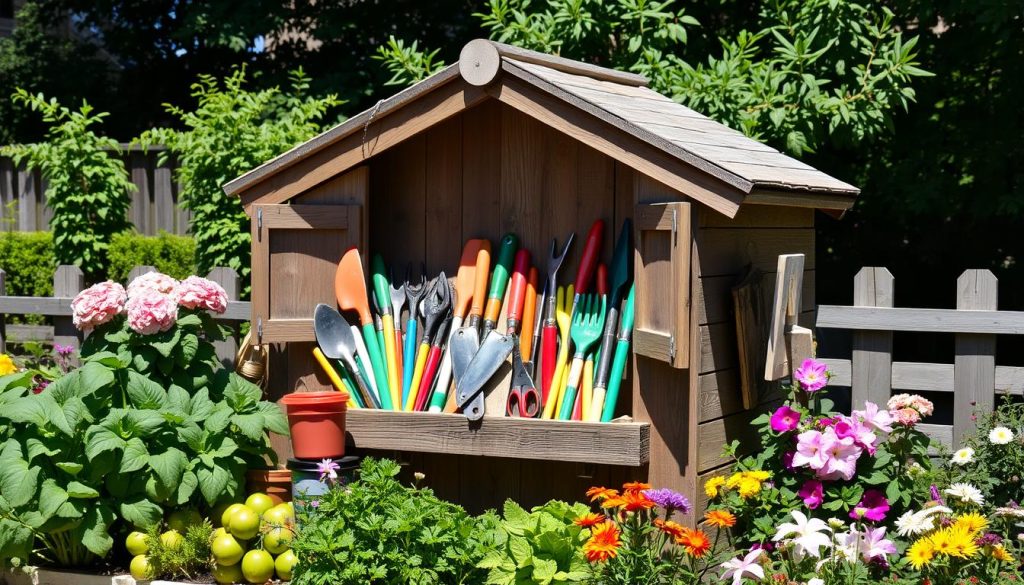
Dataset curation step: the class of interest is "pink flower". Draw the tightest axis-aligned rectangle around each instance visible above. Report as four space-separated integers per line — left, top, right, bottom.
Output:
126 289 178 335
799 480 824 509
71 281 126 330
892 407 921 427
853 401 893 434
859 527 896 560
911 395 934 417
174 276 228 314
817 428 862 481
793 358 829 392
127 271 179 296
770 406 801 433
850 490 890 522
833 416 857 440
792 430 829 470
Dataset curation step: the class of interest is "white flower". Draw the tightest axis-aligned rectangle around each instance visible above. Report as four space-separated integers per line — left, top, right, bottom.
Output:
995 506 1024 519
773 510 833 559
895 510 935 537
951 447 974 465
944 483 985 506
808 580 824 585
990 426 1014 445
721 549 765 585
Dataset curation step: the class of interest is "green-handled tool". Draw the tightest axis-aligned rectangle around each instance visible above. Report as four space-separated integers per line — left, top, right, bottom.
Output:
600 284 635 422
481 233 518 339
372 254 402 411
335 248 393 410
589 219 633 421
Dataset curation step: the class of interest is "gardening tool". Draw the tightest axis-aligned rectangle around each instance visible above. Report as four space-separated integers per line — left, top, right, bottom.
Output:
520 267 539 377
596 264 608 297
350 322 379 402
600 284 635 422
506 345 540 418
406 273 451 411
558 294 606 420
313 303 379 409
499 249 535 416
481 234 518 339
390 267 406 399
541 284 573 419
415 306 453 411
443 240 492 414
430 240 487 412
372 254 401 410
590 219 633 421
579 355 595 421
538 234 575 405
312 347 360 408
370 293 387 387
335 248 392 410
403 267 426 405
570 219 605 319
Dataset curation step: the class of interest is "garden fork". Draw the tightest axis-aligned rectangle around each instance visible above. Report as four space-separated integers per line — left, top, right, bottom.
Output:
541 284 574 419
558 294 606 420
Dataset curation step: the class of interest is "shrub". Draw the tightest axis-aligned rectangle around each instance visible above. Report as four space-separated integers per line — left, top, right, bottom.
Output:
1 91 133 280
143 520 213 581
0 231 54 296
107 231 195 283
478 500 592 584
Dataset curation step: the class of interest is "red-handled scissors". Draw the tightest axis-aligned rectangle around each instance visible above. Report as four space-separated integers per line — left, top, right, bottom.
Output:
507 346 541 418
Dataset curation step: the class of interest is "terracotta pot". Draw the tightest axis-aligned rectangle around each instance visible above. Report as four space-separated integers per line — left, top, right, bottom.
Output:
280 391 348 459
246 468 293 505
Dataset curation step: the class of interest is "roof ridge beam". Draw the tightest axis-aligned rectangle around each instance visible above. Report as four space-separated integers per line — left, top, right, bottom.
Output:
459 38 649 88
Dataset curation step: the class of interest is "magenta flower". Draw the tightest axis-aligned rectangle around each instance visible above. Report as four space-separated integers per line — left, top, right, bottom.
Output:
781 451 795 470
799 480 824 509
770 406 801 433
833 416 856 440
794 358 829 392
850 490 890 522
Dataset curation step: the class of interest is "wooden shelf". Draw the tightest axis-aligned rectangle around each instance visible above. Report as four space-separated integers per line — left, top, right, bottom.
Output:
345 410 650 467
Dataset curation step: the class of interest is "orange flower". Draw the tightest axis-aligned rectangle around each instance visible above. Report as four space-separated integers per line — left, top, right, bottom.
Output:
620 490 656 512
574 513 606 528
676 528 712 558
703 509 737 528
654 518 686 539
622 481 652 493
587 486 620 502
600 495 626 509
584 520 621 562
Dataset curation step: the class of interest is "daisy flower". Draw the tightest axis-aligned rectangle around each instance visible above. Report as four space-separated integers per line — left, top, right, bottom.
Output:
653 518 686 539
583 520 621 562
906 538 935 569
990 426 1014 445
945 483 985 506
677 528 712 557
953 512 988 535
574 513 605 528
950 447 974 465
586 486 619 502
704 509 737 528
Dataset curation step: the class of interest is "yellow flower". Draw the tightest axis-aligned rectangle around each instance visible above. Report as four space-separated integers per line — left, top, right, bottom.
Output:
945 526 979 559
704 477 726 498
991 544 1013 562
0 354 16 376
737 478 762 499
907 538 935 570
746 470 771 481
725 473 743 490
929 529 954 557
953 512 988 535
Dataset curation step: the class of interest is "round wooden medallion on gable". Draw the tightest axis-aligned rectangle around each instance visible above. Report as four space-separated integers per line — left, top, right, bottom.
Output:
459 38 502 86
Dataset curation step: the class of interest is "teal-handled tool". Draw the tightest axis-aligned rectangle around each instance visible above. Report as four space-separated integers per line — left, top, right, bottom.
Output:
600 284 634 422
481 233 518 339
335 248 394 410
403 269 426 405
558 294 606 420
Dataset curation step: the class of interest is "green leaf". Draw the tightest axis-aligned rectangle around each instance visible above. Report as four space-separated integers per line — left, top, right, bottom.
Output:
121 437 149 473
149 328 182 358
509 536 533 568
224 374 261 413
120 497 163 529
503 500 532 534
56 462 83 476
149 447 188 492
176 470 199 505
196 464 231 506
257 401 289 436
126 371 168 409
78 504 115 557
533 557 558 582
0 457 39 508
66 481 100 499
38 480 68 520
0 518 33 561
231 413 266 442
176 314 203 328
85 426 126 459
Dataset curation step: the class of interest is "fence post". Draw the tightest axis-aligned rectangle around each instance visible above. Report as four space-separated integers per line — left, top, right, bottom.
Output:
953 270 998 446
53 265 84 357
0 269 6 354
851 267 894 409
208 267 239 367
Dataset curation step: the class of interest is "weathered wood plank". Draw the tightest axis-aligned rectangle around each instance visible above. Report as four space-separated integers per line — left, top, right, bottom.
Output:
700 205 814 229
130 152 152 235
208 268 239 367
698 271 814 325
344 410 650 466
953 270 997 447
424 115 464 275
462 102 502 243
851 268 894 407
697 397 782 471
817 305 1024 334
698 229 815 278
52 266 84 356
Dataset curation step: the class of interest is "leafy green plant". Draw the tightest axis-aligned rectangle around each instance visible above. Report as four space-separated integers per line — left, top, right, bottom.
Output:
941 394 1024 508
1 91 133 279
138 67 340 293
143 520 213 581
0 231 54 297
478 500 591 585
107 231 196 283
374 37 447 86
291 457 502 585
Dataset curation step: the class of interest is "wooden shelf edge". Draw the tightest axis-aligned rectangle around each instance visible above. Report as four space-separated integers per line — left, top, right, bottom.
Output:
345 410 651 467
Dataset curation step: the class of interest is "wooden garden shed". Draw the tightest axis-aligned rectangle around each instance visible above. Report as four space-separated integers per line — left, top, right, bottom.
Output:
224 40 859 520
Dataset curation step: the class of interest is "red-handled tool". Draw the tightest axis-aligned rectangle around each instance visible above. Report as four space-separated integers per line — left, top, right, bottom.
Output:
506 250 531 333
415 313 452 411
539 235 574 405
520 267 539 376
506 250 540 417
596 264 608 297
573 220 605 304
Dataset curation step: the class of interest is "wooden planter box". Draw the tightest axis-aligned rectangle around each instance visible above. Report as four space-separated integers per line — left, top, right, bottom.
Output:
1 568 272 585
225 40 858 522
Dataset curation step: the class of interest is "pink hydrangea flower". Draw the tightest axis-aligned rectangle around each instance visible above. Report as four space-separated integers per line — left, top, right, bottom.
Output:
911 395 934 417
892 407 921 426
174 276 228 314
127 271 178 296
850 490 890 522
71 281 126 331
793 430 829 470
770 406 801 433
793 358 829 393
126 289 178 335
799 480 824 509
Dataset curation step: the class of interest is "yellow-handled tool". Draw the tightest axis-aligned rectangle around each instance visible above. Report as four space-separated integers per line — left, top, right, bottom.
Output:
581 355 594 421
312 348 358 408
542 284 574 419
372 254 402 410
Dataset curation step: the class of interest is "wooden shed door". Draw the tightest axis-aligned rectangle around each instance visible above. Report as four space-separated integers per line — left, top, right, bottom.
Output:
633 202 691 368
251 204 362 343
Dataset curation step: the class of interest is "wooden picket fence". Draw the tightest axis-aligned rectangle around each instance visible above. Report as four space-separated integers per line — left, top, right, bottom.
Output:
0 145 188 235
816 267 1024 450
0 265 250 365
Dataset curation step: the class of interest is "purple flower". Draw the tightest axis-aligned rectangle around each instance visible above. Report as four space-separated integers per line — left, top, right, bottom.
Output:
54 344 74 357
781 451 795 470
850 490 890 522
317 458 340 482
977 533 1003 546
930 485 944 504
794 358 829 393
859 526 897 561
770 406 801 433
643 488 691 516
799 480 824 510
310 500 320 508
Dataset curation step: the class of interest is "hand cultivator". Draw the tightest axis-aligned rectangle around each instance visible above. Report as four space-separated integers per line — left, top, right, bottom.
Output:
315 219 634 421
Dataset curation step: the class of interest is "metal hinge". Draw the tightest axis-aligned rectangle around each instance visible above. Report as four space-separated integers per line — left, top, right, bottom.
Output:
257 208 263 241
668 335 676 361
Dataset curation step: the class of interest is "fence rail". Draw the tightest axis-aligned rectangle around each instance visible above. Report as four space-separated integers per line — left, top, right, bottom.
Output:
0 145 188 235
817 267 1016 449
0 264 250 366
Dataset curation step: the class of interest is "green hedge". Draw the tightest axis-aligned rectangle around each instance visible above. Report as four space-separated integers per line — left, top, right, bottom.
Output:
108 231 195 283
0 231 55 296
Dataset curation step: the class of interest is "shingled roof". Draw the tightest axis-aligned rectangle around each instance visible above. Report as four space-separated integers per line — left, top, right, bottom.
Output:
225 39 858 218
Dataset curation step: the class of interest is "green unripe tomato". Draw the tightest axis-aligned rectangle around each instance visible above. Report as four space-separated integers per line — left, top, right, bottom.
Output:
244 493 275 517
125 531 149 556
220 503 246 528
262 527 293 555
211 533 246 566
160 530 183 551
129 555 152 580
212 562 244 584
228 506 260 541
241 549 275 583
275 549 298 581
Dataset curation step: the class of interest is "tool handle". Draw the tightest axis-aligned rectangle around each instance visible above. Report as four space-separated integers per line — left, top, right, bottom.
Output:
395 327 405 405
402 319 418 404
596 264 608 297
468 241 492 320
580 357 594 422
406 342 431 411
506 250 531 332
313 348 356 407
346 356 379 409
558 357 586 420
601 286 635 422
381 314 401 409
592 305 621 390
361 323 392 410
483 234 518 327
520 267 539 358
429 315 462 412
540 324 558 405
575 220 605 294
371 254 392 310
415 345 443 411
